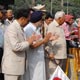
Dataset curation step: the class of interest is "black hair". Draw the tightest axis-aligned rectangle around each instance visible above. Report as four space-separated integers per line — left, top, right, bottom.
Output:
29 8 35 12
14 8 30 19
45 12 53 19
0 8 6 14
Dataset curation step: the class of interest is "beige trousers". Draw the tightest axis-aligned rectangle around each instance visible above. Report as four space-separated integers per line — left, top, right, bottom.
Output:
4 74 23 80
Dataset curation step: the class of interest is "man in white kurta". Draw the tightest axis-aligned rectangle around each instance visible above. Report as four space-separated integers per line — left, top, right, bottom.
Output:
24 22 46 80
23 11 52 80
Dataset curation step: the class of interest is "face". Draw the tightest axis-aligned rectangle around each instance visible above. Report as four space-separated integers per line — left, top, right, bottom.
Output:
45 17 53 25
59 15 65 25
68 18 74 25
21 17 29 27
6 10 13 20
37 19 44 28
0 11 3 19
78 19 80 26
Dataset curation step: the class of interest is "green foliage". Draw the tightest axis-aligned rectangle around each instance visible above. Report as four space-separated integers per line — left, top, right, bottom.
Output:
13 0 80 17
14 0 30 9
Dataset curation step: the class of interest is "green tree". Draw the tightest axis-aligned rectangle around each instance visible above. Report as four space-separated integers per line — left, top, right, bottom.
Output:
13 0 80 17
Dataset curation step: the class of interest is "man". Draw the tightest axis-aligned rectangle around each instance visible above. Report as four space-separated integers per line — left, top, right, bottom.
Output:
61 14 76 54
46 11 67 79
43 12 53 37
23 11 53 80
2 9 36 80
4 9 14 26
0 8 5 80
61 14 77 79
0 9 4 68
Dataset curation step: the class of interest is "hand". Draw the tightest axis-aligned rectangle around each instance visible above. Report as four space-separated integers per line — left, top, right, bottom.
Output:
35 34 42 40
27 33 37 45
48 53 54 60
70 31 75 35
49 34 59 41
43 32 52 43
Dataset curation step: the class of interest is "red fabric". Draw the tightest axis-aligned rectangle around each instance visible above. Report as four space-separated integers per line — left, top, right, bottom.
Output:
72 27 78 35
53 77 61 80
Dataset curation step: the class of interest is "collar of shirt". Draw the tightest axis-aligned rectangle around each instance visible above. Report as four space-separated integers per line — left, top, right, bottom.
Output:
14 20 24 32
44 21 48 28
54 19 59 27
30 22 37 31
6 19 14 23
26 22 37 32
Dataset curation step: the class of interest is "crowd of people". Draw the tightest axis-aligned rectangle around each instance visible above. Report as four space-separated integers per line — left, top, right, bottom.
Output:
0 4 80 80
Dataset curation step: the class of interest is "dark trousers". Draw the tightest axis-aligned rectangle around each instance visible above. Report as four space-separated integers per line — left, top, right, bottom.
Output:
0 48 3 65
66 40 71 54
0 48 4 80
0 73 4 80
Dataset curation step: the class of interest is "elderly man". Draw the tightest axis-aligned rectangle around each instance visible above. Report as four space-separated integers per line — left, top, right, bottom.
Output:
46 11 67 79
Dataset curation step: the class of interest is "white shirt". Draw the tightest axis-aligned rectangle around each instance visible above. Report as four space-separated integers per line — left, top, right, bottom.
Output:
24 22 46 80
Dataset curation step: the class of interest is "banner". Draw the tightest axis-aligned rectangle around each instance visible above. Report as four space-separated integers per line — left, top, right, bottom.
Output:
49 66 70 80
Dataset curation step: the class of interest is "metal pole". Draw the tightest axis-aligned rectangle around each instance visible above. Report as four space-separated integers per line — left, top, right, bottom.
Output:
32 0 35 7
61 0 64 11
67 0 69 14
51 0 53 15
